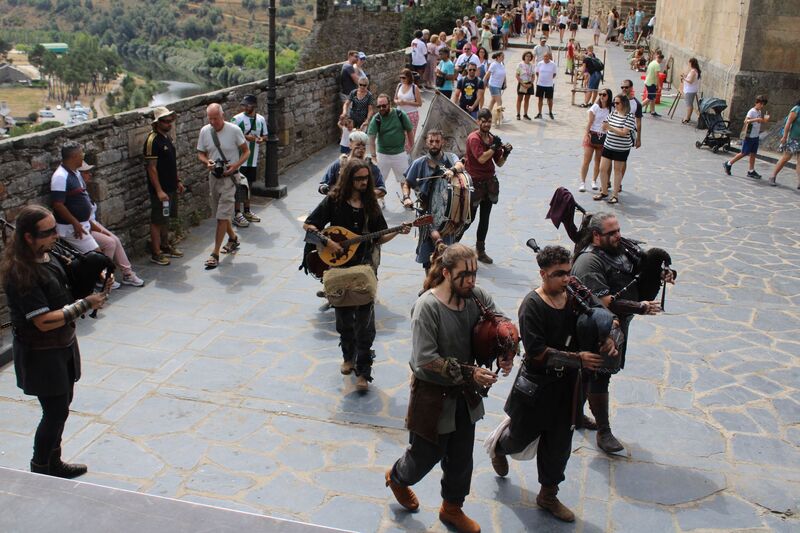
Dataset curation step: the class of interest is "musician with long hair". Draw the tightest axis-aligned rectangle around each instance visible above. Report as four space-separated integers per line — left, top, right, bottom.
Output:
303 159 408 391
489 245 614 523
385 243 511 533
0 205 108 479
571 212 671 453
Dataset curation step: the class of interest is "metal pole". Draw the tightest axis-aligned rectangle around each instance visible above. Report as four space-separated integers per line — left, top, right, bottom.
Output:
253 0 287 199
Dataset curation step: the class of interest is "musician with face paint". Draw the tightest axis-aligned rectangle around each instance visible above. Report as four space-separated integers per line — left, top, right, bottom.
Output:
385 243 512 533
403 129 466 272
489 245 616 523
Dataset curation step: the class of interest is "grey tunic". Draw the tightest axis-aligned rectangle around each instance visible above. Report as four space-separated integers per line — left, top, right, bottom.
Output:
409 286 496 434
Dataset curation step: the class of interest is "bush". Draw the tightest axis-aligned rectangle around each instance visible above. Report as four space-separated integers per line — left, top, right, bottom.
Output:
398 0 472 48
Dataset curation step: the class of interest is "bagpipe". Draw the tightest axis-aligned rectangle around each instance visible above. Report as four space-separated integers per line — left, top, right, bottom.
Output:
526 238 623 374
546 187 677 310
0 218 114 323
471 293 520 372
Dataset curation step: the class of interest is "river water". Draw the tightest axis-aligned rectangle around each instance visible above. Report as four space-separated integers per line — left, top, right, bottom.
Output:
149 81 206 107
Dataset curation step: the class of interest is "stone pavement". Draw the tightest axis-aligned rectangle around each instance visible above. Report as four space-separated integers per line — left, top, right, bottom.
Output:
1 30 799 532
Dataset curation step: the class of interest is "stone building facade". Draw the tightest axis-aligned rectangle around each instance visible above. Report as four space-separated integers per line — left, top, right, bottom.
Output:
652 0 800 130
299 1 403 69
0 49 406 326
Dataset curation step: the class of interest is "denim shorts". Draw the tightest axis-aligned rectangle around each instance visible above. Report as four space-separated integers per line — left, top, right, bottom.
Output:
741 136 760 155
489 85 503 96
588 71 601 90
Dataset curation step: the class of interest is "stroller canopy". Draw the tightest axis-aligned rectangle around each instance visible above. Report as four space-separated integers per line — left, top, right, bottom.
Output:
699 97 728 115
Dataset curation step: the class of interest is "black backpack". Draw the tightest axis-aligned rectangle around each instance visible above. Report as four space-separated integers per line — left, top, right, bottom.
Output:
586 57 604 73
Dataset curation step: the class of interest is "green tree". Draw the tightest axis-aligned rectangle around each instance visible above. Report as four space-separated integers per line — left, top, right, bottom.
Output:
398 0 471 48
0 39 12 62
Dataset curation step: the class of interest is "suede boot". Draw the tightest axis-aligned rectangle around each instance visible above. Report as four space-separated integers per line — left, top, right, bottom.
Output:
491 453 509 477
48 447 88 479
30 460 49 475
439 501 481 533
385 469 419 511
536 485 575 522
476 241 493 264
587 393 624 453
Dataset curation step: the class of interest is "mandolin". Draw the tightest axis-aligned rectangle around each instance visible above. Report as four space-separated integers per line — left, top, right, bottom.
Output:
307 215 432 273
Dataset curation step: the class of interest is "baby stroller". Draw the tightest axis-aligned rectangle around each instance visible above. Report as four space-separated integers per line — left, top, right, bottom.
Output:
695 97 733 153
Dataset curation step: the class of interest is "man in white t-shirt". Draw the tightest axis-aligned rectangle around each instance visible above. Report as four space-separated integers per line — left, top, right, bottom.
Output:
410 30 428 79
533 36 551 63
197 103 250 270
455 45 481 81
534 53 557 119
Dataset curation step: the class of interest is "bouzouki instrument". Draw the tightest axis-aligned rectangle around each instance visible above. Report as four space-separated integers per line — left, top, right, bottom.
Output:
304 215 433 278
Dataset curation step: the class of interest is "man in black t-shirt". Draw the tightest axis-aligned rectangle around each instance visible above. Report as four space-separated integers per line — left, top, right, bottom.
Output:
144 107 185 266
490 245 612 523
340 50 360 102
453 64 485 118
303 159 409 391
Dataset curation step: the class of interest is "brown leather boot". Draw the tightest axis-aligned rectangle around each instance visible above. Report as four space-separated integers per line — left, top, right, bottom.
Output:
385 469 419 511
48 448 87 479
340 360 354 375
587 392 624 453
536 485 575 522
476 241 493 264
491 453 509 477
439 500 481 533
575 414 598 430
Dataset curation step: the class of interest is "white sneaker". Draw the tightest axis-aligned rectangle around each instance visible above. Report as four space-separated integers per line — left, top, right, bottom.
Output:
122 271 144 287
578 183 586 192
110 280 121 290
233 212 250 228
591 180 598 190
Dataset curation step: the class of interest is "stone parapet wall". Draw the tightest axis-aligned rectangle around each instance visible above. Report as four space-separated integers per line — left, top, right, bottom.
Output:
0 49 406 327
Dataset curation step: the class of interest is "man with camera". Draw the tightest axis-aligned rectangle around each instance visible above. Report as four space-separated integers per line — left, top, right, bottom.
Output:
464 108 512 264
197 103 250 270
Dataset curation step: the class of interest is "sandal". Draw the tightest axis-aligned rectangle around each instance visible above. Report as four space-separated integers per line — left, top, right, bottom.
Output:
593 193 608 201
608 196 619 204
204 253 219 270
681 119 690 124
221 237 240 254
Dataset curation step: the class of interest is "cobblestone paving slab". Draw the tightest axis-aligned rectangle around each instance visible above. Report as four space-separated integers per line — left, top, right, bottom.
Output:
1 31 799 532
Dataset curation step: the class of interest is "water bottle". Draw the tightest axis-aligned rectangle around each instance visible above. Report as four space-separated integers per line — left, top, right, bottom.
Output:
162 200 170 218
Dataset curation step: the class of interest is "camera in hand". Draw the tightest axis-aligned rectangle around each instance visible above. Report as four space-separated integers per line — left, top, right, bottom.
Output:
212 159 227 179
492 136 503 150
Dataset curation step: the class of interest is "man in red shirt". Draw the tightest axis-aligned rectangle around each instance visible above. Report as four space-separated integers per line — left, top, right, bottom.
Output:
464 108 512 264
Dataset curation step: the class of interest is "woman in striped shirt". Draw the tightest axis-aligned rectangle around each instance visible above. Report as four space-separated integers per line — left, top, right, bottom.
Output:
594 94 637 204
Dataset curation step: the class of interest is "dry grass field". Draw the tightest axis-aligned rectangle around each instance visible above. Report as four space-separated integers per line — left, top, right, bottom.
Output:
0 86 49 118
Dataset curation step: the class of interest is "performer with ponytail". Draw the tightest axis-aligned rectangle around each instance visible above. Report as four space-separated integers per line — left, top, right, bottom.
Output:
571 212 673 453
385 243 511 533
0 205 110 479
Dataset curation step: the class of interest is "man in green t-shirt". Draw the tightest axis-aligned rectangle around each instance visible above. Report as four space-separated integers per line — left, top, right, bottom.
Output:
641 53 663 117
367 94 414 205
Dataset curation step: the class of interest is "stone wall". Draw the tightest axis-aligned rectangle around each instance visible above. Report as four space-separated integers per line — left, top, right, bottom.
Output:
653 0 800 130
299 6 404 70
0 49 406 327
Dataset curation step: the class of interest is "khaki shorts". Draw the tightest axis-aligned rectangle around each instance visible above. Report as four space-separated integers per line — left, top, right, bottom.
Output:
208 172 236 220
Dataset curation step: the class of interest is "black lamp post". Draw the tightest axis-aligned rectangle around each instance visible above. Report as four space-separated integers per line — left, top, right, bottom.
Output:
253 0 287 199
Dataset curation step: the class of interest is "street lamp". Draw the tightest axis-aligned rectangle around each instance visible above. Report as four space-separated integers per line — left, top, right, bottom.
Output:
252 0 287 199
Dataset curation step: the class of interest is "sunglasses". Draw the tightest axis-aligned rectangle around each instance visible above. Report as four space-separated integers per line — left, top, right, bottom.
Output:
353 173 370 180
159 118 175 124
35 226 57 238
620 85 631 89
599 94 609 97
614 101 623 105
358 83 368 87
377 104 389 108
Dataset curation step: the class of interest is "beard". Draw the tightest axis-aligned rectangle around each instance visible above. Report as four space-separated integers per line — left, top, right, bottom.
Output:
428 148 441 158
448 279 473 303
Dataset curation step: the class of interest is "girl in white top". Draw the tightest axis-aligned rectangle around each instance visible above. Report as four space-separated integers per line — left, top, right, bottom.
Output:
394 67 423 152
557 12 569 42
580 88 612 191
484 51 506 111
681 57 702 124
515 51 535 120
